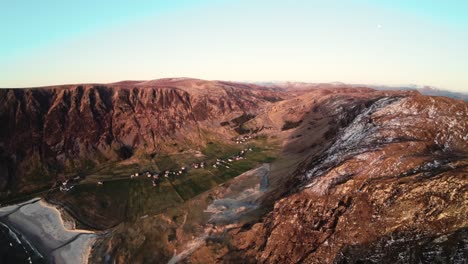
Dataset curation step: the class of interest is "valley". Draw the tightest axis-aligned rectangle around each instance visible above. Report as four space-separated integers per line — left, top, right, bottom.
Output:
0 78 466 263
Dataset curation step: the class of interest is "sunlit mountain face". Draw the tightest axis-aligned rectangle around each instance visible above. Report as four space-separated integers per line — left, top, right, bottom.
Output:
0 78 466 263
2 1 468 263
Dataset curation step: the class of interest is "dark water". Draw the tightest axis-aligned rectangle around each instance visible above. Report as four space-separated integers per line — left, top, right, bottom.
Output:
0 221 46 264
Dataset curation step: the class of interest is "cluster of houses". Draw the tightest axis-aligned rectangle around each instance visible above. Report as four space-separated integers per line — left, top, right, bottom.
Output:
60 145 255 190
58 176 81 192
211 147 253 168
122 147 255 187
233 135 254 144
128 167 188 186
192 162 205 169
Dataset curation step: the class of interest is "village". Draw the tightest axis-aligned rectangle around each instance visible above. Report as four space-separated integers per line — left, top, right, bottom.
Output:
123 146 254 188
58 133 257 192
97 134 257 188
58 175 82 192
232 134 253 144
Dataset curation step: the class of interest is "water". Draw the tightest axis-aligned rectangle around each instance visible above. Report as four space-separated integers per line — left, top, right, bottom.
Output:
0 221 46 264
0 198 95 264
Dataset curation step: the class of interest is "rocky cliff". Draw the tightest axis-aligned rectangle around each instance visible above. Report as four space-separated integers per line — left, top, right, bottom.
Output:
0 78 285 193
225 94 467 263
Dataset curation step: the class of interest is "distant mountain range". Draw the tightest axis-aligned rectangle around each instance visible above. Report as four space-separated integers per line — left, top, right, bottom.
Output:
253 81 467 101
368 84 468 101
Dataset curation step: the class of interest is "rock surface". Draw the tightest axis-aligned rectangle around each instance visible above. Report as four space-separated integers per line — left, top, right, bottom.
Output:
223 94 468 264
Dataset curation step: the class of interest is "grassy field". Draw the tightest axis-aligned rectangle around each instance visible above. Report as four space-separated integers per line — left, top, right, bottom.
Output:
13 138 279 229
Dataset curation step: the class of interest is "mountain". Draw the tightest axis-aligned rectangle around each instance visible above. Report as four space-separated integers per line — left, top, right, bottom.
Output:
256 81 468 101
0 78 466 263
225 94 467 263
369 85 468 101
0 78 285 194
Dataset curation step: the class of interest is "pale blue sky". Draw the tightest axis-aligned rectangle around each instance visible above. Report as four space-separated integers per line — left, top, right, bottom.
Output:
1 0 467 92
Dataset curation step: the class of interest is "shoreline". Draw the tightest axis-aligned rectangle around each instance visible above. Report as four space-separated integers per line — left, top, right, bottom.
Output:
0 198 97 264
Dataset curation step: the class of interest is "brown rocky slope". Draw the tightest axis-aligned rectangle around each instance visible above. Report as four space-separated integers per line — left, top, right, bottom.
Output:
221 94 467 263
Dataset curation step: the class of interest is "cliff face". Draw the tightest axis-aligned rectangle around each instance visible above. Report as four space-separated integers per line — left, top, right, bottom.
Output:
0 79 284 192
227 94 468 263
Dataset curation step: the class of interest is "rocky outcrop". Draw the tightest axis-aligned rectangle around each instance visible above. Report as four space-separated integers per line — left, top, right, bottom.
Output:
227 94 468 263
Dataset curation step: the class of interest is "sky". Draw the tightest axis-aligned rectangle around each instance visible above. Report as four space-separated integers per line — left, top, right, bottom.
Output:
1 0 467 92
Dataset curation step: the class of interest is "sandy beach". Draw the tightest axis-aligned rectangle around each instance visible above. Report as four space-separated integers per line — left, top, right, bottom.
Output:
0 198 96 264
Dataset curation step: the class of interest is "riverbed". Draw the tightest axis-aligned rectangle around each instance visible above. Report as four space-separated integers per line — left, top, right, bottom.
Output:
168 163 271 264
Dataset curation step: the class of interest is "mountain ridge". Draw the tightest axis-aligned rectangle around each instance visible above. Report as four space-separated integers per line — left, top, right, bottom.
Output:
0 78 466 263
